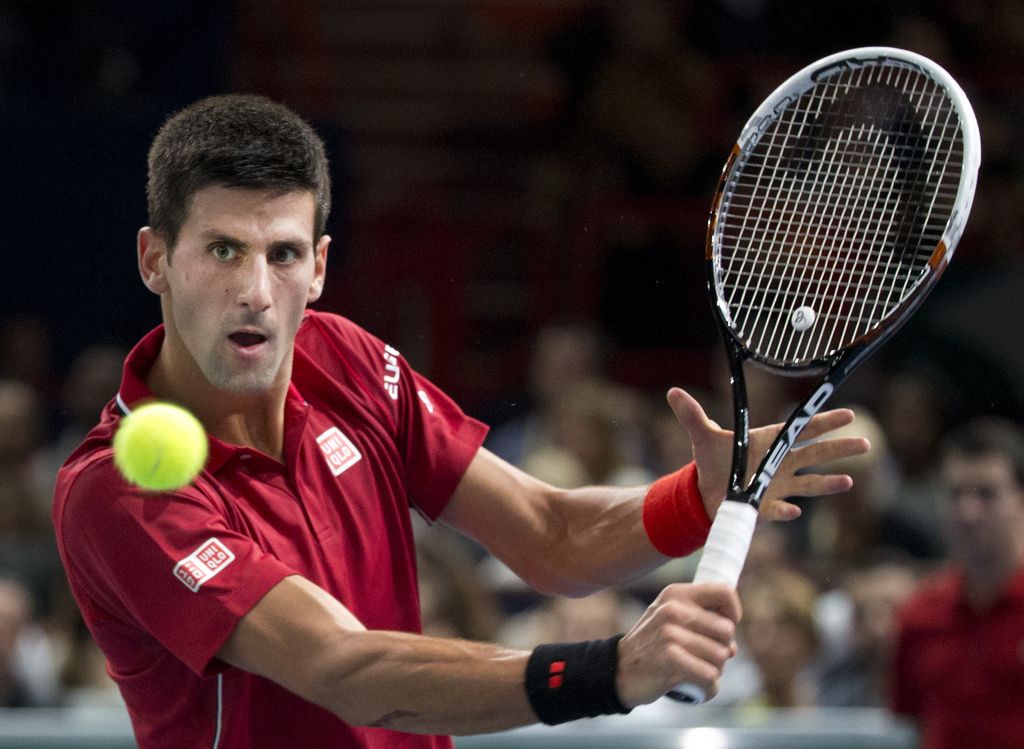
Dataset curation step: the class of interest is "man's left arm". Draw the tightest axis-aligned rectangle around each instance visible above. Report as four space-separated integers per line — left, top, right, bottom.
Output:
440 388 869 597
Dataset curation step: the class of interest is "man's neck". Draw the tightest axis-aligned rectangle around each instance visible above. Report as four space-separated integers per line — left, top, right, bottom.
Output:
145 338 289 463
963 551 1024 612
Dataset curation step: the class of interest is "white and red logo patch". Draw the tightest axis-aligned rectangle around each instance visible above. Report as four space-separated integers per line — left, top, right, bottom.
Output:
316 426 362 476
173 538 235 593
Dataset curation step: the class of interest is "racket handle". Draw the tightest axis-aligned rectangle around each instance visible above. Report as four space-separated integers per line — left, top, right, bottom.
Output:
692 500 759 587
667 500 759 705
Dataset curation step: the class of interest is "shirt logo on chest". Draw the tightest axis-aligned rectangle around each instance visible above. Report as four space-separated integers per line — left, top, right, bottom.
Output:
173 538 236 593
316 426 363 476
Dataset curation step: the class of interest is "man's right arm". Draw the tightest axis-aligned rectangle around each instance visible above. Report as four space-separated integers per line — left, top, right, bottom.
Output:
216 574 740 735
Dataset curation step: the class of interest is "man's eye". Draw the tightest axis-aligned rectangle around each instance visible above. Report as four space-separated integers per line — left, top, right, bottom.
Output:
976 485 998 502
211 244 236 261
271 247 299 263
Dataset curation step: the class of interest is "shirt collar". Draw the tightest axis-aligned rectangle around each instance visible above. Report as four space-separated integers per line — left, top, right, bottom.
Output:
952 566 1024 614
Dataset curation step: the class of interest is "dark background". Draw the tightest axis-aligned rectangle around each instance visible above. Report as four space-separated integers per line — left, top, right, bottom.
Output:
2 0 1022 424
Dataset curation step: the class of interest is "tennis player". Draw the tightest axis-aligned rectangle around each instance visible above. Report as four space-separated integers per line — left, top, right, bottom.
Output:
52 94 867 749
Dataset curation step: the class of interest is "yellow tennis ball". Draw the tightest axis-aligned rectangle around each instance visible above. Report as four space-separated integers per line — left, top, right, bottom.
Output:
113 402 208 492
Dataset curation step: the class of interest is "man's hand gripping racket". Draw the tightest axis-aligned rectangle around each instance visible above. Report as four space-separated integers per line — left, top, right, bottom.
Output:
669 47 981 704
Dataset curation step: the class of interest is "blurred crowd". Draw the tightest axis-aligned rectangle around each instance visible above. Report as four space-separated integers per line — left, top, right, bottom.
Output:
1 312 1020 720
2 0 1024 734
0 331 126 708
420 320 995 717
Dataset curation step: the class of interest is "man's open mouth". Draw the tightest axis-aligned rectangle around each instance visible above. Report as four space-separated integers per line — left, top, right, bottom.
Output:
229 332 268 348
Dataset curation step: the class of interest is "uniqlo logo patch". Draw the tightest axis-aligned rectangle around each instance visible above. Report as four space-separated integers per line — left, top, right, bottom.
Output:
173 538 235 593
316 427 362 476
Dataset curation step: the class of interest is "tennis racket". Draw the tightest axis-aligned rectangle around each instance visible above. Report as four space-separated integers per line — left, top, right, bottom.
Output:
669 47 980 704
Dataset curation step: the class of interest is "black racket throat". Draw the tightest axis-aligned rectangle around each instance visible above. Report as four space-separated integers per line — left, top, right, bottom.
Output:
722 340 851 511
718 258 941 512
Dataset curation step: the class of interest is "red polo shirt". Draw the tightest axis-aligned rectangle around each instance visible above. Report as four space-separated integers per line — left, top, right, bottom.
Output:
891 567 1024 749
53 311 488 749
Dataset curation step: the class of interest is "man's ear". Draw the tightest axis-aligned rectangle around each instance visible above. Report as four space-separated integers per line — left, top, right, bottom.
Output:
138 227 170 294
307 234 330 304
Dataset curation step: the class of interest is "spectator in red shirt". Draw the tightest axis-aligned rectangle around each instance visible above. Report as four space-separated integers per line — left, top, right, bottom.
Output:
891 418 1024 749
52 94 867 749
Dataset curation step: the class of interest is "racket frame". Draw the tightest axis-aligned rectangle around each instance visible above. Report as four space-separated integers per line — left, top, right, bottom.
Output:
708 45 980 509
668 46 981 705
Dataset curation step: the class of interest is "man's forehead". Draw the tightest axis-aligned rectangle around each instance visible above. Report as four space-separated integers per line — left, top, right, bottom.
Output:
182 185 317 240
943 453 1018 485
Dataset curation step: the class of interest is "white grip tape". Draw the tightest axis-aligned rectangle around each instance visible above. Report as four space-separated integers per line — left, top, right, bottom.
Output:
670 501 759 705
693 501 759 587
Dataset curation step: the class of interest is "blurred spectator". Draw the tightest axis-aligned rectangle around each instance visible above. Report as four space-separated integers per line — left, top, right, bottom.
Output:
0 379 47 527
521 377 655 488
416 527 501 643
736 569 820 711
876 369 950 546
31 344 125 504
0 316 59 415
816 560 919 707
741 524 795 590
0 379 62 615
891 418 1024 749
799 406 944 583
486 322 605 467
57 616 122 708
495 587 642 650
0 577 33 706
0 576 58 707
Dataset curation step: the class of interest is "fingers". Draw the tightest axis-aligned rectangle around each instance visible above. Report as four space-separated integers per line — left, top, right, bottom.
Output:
666 387 721 439
687 582 743 624
757 433 867 521
760 444 861 514
616 583 741 708
792 435 871 467
760 498 802 522
793 408 856 441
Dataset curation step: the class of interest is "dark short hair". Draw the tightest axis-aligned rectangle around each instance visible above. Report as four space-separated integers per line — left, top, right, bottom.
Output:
147 94 331 248
941 417 1024 488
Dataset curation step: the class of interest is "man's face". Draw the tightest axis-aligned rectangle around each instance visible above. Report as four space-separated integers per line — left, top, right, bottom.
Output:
942 453 1024 562
142 185 328 396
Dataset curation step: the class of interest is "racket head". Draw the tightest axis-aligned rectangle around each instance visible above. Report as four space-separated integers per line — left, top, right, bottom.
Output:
706 47 981 373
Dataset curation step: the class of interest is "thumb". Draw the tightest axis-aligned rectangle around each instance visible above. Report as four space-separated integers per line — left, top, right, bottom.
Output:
666 387 719 446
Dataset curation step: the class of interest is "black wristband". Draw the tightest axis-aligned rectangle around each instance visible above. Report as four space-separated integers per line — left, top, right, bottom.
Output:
524 635 632 725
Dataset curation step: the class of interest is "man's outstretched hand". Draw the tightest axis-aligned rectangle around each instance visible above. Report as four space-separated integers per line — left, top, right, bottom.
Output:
665 387 870 522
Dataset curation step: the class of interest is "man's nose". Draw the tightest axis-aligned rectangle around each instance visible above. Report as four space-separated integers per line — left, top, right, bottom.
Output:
237 257 272 312
950 491 986 523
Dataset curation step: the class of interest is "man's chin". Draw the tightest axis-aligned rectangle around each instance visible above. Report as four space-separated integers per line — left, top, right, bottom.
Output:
206 368 280 397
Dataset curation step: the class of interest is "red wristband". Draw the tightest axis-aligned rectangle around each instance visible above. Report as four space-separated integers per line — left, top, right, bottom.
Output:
641 462 712 557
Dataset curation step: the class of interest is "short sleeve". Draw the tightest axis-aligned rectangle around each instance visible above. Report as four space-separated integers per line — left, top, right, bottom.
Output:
397 363 489 521
58 462 296 677
294 312 489 522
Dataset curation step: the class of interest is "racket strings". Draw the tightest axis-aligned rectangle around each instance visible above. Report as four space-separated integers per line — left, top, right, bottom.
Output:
770 66 954 356
818 67 927 357
777 67 918 349
717 59 965 365
732 62 889 356
745 64 950 354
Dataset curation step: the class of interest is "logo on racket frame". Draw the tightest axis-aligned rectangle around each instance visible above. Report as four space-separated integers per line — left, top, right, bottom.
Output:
751 382 834 502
